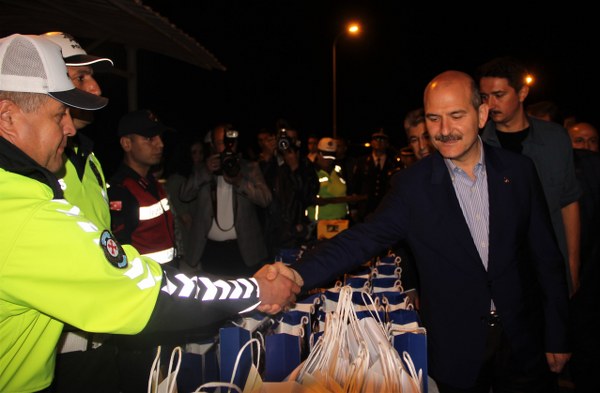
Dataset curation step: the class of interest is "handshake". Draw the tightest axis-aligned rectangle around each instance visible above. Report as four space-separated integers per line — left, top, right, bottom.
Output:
252 262 304 314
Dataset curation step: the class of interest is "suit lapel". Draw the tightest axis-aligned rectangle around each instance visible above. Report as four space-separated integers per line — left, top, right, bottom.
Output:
484 145 511 276
430 154 481 263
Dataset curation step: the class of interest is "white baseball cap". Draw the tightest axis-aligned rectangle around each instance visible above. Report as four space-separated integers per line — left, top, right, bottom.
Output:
317 137 337 160
0 34 108 110
42 32 114 67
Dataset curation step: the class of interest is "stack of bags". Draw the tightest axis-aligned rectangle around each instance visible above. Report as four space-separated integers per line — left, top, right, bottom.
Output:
178 251 428 392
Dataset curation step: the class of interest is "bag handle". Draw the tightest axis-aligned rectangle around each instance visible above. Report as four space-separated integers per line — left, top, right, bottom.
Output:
147 346 182 393
231 337 261 390
147 346 162 393
165 346 182 393
194 337 260 393
401 351 423 392
193 381 243 393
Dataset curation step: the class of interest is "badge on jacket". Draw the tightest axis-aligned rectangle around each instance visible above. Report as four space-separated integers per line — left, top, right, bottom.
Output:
100 230 128 269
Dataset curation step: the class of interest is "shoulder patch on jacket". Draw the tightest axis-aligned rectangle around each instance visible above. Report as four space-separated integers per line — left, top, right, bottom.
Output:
100 230 128 269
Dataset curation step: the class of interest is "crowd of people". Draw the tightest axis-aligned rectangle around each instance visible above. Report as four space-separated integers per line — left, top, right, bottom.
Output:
1 31 598 393
161 114 431 268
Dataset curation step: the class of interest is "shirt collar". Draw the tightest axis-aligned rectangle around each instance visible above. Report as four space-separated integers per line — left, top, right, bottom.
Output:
443 136 486 175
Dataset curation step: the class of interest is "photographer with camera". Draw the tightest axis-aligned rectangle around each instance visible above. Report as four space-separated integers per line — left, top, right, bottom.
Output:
180 123 272 276
257 126 320 258
219 128 242 177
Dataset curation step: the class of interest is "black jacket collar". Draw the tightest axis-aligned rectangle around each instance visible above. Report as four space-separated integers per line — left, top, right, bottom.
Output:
0 136 64 199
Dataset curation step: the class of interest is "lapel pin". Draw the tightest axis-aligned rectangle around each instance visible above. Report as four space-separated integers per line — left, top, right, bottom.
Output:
503 177 511 184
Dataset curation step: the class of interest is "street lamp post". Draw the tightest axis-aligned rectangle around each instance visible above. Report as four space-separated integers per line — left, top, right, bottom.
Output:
332 22 361 138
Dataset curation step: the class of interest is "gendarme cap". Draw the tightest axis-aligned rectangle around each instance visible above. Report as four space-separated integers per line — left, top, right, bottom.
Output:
118 109 172 137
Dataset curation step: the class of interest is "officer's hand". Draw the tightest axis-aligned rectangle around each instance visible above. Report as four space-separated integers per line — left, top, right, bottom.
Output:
253 264 301 314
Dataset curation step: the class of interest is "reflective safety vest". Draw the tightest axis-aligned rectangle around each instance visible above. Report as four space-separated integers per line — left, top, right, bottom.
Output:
306 165 348 221
0 141 262 391
59 137 111 230
110 172 176 264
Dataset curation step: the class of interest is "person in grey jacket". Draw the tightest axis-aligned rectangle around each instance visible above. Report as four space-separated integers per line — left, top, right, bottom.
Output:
180 123 272 276
477 56 581 296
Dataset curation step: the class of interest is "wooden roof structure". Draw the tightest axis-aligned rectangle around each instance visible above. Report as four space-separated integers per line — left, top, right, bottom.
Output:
0 0 225 109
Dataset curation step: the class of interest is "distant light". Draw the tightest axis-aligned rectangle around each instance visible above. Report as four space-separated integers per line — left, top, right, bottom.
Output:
525 74 534 86
347 23 361 35
364 142 371 148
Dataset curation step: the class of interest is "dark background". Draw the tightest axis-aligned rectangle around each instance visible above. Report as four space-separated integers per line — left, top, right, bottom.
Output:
85 1 598 175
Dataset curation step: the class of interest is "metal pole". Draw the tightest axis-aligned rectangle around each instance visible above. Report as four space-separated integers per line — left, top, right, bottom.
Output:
332 23 360 138
332 33 343 138
332 38 337 138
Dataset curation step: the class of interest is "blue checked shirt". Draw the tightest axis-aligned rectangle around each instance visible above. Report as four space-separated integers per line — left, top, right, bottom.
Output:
444 138 490 271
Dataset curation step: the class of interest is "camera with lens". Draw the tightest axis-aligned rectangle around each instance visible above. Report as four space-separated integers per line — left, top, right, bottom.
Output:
220 129 241 177
277 128 299 152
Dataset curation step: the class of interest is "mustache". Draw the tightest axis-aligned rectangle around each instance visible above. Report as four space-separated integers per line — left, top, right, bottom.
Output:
434 134 462 142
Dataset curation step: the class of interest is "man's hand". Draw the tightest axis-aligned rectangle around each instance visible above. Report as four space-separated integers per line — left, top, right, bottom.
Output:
206 154 221 174
223 171 243 187
281 149 299 171
546 352 571 374
263 262 304 287
253 263 302 314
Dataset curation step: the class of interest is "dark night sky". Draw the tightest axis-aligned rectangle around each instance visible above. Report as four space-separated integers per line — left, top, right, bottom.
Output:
89 1 599 174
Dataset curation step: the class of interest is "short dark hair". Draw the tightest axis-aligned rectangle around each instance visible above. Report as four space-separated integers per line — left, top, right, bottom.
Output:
468 76 483 110
526 100 563 124
404 108 425 134
257 127 275 137
475 56 529 92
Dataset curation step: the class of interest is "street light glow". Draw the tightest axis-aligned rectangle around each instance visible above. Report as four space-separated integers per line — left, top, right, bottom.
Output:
333 21 362 137
525 74 534 86
347 23 361 34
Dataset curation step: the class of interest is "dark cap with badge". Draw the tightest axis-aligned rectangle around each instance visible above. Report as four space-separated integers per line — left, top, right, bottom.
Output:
117 109 171 137
371 130 389 141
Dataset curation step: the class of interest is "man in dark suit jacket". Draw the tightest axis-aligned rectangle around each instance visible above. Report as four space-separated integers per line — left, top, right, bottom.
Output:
290 70 570 391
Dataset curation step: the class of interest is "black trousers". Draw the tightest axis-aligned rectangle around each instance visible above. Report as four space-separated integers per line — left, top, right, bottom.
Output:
112 330 189 393
48 342 120 393
201 239 260 277
435 321 558 393
569 290 600 393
